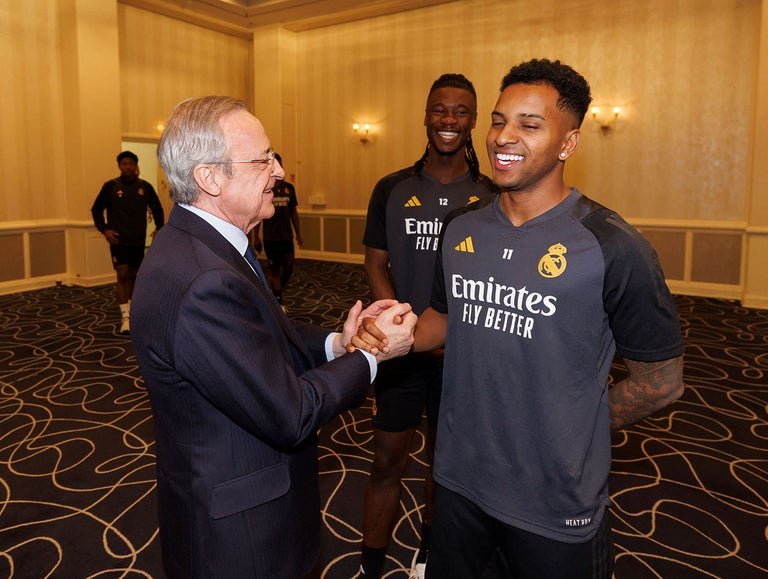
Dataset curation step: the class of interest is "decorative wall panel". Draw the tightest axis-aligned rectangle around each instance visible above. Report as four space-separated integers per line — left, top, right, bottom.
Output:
349 217 366 256
0 234 25 282
30 230 66 277
323 217 347 253
639 229 686 281
301 215 322 251
691 232 742 285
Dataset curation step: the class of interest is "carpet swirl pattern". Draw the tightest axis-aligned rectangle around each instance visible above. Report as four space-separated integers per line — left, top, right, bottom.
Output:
0 260 766 578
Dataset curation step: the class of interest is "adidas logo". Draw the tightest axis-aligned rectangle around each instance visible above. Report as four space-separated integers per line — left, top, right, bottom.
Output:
404 196 422 207
454 236 475 253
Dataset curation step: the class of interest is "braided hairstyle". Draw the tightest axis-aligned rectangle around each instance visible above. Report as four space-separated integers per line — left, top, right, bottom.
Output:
414 73 482 181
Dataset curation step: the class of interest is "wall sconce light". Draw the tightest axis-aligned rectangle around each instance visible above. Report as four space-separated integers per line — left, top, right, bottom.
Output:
352 122 371 144
590 106 622 134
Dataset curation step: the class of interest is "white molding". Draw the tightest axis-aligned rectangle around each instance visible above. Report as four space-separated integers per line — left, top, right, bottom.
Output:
0 220 68 233
297 249 364 265
666 280 742 302
742 294 768 310
0 220 95 233
2 215 767 308
0 273 114 297
299 207 367 218
630 218 747 231
121 132 161 143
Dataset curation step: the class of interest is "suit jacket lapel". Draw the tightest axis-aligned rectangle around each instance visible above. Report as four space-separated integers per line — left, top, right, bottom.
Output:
168 206 315 367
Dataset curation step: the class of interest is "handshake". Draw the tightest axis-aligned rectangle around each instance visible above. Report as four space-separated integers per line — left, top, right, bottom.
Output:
335 299 417 363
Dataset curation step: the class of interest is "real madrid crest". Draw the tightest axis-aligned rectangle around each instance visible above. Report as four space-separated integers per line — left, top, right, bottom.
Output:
538 243 567 278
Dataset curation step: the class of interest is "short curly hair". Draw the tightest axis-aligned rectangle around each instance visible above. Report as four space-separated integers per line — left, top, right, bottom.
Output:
500 59 592 127
116 150 139 164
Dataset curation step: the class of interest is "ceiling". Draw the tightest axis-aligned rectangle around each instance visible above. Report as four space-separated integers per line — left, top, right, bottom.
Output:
120 0 460 35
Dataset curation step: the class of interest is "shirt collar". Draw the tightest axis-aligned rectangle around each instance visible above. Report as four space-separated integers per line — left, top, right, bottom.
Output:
180 203 249 256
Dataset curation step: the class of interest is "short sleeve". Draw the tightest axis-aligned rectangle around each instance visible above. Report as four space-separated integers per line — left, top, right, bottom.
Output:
587 211 684 362
362 179 390 251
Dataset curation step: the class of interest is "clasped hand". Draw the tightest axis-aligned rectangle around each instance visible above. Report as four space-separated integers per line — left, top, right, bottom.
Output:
337 299 416 362
345 303 411 359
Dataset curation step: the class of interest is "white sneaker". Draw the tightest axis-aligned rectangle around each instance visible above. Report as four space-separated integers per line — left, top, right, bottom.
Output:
119 317 130 335
409 551 426 579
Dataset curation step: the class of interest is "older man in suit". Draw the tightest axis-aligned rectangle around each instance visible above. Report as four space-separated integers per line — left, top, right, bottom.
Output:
131 96 416 579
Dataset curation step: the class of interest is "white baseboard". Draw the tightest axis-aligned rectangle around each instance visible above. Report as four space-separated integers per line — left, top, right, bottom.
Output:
0 274 114 297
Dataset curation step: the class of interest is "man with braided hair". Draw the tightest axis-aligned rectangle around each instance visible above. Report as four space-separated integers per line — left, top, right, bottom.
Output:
359 73 497 578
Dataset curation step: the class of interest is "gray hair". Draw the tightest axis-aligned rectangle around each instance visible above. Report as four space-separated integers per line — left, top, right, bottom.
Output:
157 96 250 204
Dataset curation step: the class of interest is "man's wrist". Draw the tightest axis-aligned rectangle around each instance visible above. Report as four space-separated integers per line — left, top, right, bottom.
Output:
360 350 377 383
326 332 346 359
324 332 377 383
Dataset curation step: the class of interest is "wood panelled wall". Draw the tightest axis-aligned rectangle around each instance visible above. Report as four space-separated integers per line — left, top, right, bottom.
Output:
0 0 766 306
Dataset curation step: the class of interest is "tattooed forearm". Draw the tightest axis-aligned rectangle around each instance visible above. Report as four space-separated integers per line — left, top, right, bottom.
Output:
609 355 684 430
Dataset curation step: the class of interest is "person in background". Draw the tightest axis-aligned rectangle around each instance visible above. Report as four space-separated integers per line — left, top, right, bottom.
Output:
91 150 164 334
252 152 303 305
354 59 685 578
359 73 497 579
130 95 416 579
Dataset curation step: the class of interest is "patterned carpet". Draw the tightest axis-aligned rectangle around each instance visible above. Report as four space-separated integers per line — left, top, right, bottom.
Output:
0 259 767 578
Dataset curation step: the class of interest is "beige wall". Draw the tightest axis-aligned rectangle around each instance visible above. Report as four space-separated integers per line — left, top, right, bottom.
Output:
295 0 758 218
0 0 68 223
118 3 252 139
1 0 767 307
745 0 768 306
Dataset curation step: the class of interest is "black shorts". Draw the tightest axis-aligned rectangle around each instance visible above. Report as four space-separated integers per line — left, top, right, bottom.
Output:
264 240 294 268
372 352 443 432
110 245 145 269
428 485 614 579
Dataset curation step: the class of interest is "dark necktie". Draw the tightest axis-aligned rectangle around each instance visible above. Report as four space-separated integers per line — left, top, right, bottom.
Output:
244 245 267 286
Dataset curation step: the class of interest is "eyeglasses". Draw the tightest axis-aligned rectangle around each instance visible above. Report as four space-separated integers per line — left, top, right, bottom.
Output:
208 150 276 170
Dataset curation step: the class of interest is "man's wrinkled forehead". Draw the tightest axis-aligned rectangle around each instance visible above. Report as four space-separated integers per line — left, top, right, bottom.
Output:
220 110 270 155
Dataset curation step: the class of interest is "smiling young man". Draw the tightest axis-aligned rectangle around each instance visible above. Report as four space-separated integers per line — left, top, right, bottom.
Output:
359 74 497 578
354 60 685 578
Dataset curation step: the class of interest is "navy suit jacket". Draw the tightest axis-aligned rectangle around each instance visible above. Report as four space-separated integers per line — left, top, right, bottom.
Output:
131 206 371 578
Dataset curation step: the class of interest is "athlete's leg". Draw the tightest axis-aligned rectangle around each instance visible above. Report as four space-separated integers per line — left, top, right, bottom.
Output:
360 427 416 577
426 485 498 578
115 264 133 303
361 357 429 577
414 360 442 569
422 359 443 530
114 260 138 334
264 241 285 301
281 248 296 289
114 246 143 303
363 427 417 546
499 509 614 579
